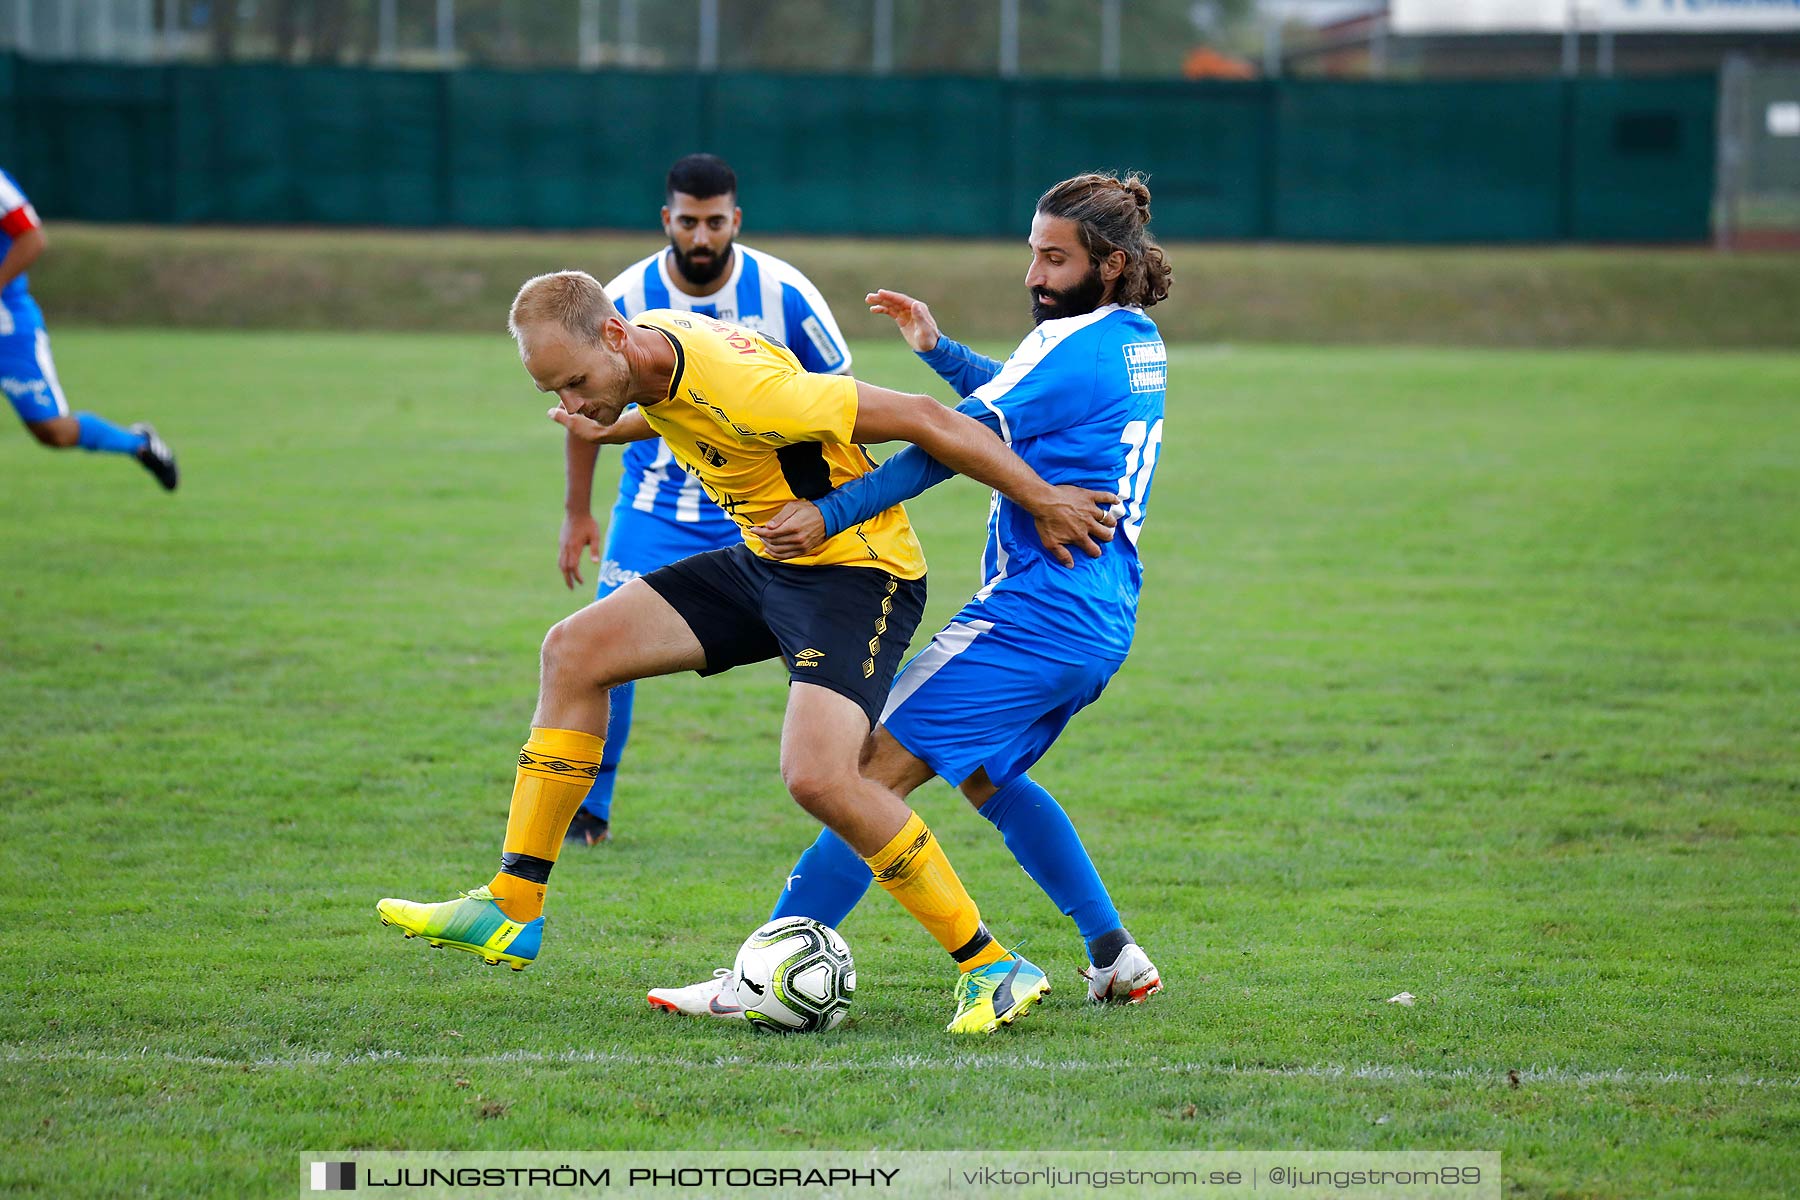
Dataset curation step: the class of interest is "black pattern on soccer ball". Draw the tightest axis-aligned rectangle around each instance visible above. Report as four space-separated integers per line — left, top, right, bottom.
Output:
732 917 857 1034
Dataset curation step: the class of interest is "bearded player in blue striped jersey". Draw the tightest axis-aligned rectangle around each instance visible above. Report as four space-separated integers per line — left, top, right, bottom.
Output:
648 172 1171 1018
558 154 853 846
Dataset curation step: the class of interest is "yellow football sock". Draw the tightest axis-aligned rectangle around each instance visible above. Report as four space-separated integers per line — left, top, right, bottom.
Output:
864 811 1010 972
486 726 605 921
485 871 545 923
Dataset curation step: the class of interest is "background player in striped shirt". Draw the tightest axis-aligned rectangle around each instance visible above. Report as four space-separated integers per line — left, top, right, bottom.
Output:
649 173 1170 1018
558 154 853 846
0 167 177 489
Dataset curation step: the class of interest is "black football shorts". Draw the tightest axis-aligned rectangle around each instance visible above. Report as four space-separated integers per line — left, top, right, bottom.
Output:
641 544 927 728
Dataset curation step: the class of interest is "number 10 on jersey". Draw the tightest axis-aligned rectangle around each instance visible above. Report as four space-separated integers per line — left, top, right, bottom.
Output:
1115 419 1163 546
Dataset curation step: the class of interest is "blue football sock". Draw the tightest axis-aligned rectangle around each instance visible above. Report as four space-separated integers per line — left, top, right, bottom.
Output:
579 680 634 821
980 774 1123 949
769 826 873 928
76 413 147 455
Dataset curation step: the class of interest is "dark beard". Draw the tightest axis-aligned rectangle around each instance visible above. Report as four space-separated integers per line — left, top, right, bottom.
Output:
669 240 733 287
1031 265 1106 325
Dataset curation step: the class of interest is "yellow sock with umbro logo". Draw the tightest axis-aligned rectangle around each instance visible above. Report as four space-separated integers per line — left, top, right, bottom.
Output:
864 811 1010 973
486 727 605 922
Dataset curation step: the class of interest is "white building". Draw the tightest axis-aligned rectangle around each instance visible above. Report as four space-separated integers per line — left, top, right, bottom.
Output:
1287 0 1800 77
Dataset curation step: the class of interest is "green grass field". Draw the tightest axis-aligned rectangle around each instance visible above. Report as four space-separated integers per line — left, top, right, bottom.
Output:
36 224 1800 350
1 331 1796 1198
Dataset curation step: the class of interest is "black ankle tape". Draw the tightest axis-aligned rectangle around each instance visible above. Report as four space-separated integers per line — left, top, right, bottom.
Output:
950 923 996 964
499 853 554 884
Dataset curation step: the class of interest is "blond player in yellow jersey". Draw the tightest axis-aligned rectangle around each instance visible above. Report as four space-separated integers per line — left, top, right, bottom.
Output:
377 270 1119 1033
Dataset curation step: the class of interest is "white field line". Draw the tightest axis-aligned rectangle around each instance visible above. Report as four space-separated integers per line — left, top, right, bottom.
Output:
3 1048 1794 1090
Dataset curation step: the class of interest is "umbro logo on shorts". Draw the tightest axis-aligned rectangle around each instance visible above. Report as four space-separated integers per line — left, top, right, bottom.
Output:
794 648 825 668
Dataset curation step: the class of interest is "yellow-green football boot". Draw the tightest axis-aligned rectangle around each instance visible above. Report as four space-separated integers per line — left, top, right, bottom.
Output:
947 954 1050 1034
375 886 543 970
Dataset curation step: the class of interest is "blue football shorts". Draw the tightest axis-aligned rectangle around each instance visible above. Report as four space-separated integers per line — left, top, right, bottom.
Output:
593 500 741 602
880 614 1124 789
0 326 68 425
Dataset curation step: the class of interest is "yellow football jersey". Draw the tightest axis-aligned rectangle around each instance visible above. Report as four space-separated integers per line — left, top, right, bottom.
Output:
632 310 926 579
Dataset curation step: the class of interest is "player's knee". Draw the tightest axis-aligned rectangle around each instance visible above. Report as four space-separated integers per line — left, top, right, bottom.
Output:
781 760 852 821
541 616 595 681
26 419 77 448
539 619 569 670
542 612 633 690
960 774 1000 810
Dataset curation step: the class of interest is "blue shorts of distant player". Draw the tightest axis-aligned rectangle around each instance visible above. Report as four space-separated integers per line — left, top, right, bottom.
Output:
0 325 67 424
880 612 1124 790
594 501 740 601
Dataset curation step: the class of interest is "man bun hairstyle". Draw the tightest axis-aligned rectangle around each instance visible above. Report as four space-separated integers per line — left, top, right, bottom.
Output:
1035 171 1172 310
666 153 738 202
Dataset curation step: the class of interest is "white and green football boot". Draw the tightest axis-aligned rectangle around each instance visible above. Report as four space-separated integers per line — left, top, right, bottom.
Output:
375 886 543 971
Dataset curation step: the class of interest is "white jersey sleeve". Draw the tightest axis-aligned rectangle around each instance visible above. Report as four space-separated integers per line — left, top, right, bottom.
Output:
603 253 660 320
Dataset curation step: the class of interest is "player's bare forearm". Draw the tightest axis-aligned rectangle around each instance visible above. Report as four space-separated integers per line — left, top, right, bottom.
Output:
948 423 1119 566
852 385 1049 509
931 412 1043 503
564 429 601 515
557 431 603 588
850 384 1117 565
548 405 657 447
0 228 44 292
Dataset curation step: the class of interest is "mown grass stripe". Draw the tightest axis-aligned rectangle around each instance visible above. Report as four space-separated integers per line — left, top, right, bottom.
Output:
7 1049 1793 1090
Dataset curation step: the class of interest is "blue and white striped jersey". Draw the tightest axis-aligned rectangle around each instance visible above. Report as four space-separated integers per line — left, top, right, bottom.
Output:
961 305 1167 660
603 245 852 530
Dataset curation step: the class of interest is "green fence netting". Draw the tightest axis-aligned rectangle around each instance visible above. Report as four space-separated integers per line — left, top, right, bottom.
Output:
0 56 1717 242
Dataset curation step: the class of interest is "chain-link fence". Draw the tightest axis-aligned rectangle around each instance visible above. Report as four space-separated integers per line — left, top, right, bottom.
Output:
1717 56 1800 249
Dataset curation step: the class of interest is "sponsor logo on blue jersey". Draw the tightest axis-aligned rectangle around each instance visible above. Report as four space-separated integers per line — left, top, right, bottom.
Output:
1123 341 1167 394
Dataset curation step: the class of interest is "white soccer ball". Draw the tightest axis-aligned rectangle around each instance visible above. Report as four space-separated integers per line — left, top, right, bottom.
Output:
731 916 856 1033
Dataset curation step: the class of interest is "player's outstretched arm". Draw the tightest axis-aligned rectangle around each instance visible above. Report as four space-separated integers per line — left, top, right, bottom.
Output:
753 438 954 559
548 405 656 446
850 383 1116 567
755 394 983 557
868 288 1001 395
866 289 940 352
755 478 1106 562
